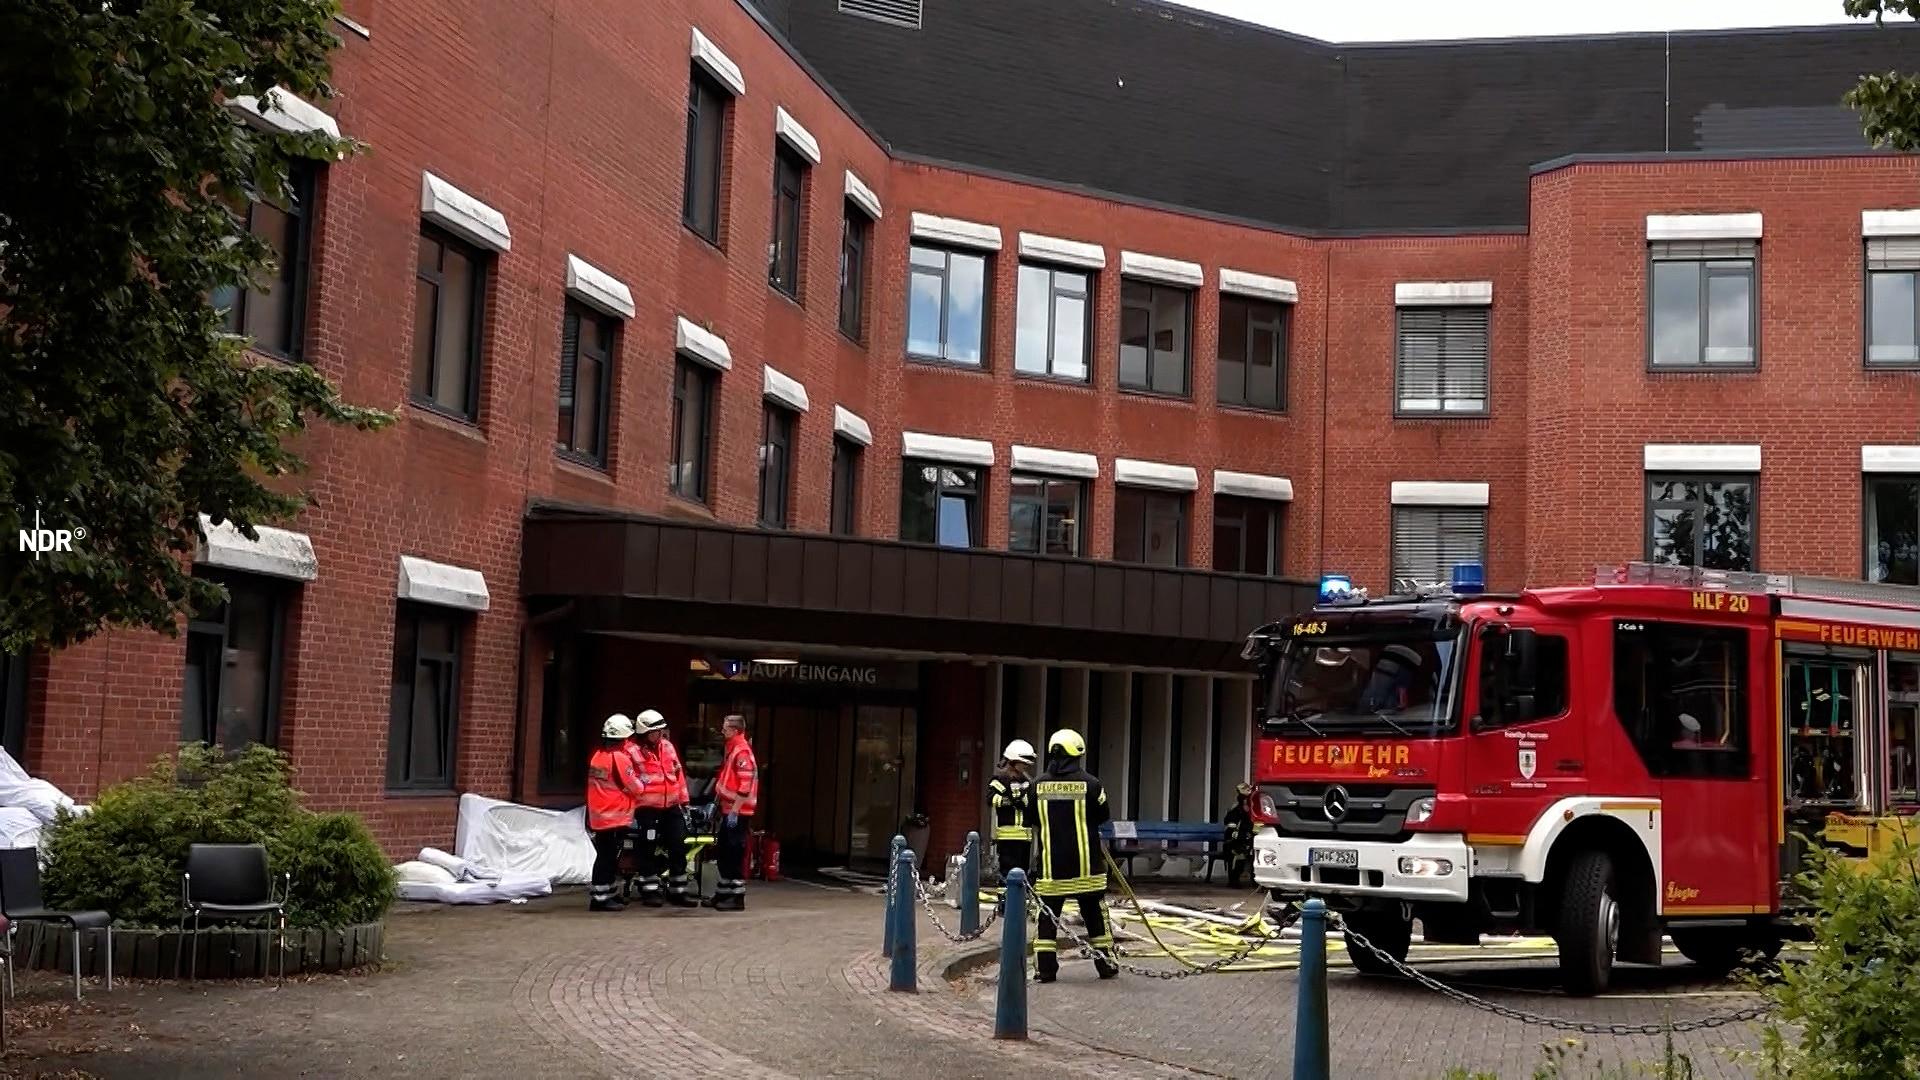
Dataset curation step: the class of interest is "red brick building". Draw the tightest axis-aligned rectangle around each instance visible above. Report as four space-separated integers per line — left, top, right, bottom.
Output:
8 0 1919 864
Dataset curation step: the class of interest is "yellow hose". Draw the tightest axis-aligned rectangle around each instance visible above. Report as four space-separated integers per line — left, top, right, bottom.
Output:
1100 849 1281 972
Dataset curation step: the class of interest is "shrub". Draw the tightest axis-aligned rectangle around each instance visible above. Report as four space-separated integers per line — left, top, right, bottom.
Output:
40 745 395 929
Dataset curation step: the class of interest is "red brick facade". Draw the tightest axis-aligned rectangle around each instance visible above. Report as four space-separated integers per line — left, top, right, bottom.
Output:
20 0 1920 854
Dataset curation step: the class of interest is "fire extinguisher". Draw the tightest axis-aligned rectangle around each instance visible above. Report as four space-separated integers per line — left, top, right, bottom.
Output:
748 830 766 880
761 835 782 882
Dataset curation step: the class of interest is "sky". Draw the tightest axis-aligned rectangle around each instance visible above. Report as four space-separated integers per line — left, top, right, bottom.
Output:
1166 0 1860 42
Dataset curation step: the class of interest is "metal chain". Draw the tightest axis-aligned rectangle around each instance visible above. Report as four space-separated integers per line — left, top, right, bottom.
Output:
1029 891 1303 981
1333 912 1771 1035
913 875 1001 943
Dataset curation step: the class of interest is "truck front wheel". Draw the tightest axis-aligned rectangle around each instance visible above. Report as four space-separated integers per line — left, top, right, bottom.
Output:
1342 910 1412 976
1556 850 1619 997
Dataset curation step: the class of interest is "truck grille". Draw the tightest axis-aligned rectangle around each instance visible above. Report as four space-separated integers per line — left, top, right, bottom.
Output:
1260 782 1435 842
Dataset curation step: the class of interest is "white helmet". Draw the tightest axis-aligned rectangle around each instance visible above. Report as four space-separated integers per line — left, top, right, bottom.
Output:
1002 738 1037 765
635 709 667 734
602 713 635 739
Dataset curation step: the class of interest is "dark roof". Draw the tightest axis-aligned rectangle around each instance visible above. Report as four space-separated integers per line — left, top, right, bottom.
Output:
746 0 1917 232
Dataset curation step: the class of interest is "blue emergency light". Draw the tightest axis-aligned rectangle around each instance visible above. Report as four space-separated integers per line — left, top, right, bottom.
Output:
1318 573 1356 604
1450 562 1486 595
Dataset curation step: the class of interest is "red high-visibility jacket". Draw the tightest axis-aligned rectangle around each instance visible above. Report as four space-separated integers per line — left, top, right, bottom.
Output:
586 745 643 831
660 738 690 807
626 739 676 810
715 733 759 817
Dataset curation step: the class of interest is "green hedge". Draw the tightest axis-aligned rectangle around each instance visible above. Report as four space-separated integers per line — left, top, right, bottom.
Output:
40 745 395 929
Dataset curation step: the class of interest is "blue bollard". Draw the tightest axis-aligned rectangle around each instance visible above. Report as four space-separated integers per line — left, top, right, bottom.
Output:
883 834 905 958
889 846 918 992
993 868 1029 1039
1293 899 1330 1080
959 831 981 936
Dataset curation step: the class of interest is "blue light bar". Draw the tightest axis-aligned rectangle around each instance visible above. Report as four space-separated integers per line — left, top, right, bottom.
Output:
1450 562 1486 595
1318 573 1357 604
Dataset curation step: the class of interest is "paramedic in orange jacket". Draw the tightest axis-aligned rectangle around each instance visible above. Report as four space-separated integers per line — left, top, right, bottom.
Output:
586 714 645 912
706 714 759 911
629 709 698 908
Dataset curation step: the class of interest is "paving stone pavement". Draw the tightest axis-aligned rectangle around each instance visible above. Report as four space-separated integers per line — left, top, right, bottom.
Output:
4 882 1775 1079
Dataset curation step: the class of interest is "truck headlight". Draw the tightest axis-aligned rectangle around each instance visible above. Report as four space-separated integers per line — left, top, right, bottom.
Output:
1406 796 1437 825
1398 857 1453 877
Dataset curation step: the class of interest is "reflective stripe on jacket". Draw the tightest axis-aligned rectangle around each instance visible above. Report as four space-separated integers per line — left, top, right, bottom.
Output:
1023 762 1110 897
587 746 642 831
988 772 1033 842
715 734 759 816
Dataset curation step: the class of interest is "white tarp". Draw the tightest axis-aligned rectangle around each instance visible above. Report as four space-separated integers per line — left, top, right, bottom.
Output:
395 845 551 905
0 747 76 825
0 807 42 850
451 792 594 886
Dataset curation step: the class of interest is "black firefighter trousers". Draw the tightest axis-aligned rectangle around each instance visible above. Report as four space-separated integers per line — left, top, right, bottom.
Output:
1034 891 1118 979
631 807 690 904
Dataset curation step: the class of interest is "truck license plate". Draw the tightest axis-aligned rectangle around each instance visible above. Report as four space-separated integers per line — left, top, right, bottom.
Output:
1309 847 1358 868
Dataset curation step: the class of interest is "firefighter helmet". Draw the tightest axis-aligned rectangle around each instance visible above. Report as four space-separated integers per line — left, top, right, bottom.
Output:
635 709 667 733
1002 738 1037 765
602 713 635 740
1046 729 1087 758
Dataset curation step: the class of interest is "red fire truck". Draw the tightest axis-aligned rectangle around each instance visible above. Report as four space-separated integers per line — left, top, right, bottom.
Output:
1241 561 1920 995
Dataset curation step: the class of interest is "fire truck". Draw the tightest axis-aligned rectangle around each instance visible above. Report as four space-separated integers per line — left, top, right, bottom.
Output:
1240 561 1920 995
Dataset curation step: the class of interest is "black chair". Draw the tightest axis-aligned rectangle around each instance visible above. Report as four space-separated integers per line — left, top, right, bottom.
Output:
0 847 111 1001
180 844 289 982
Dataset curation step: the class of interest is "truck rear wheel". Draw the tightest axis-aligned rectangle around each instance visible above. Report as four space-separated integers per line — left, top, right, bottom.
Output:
1342 910 1412 976
1556 850 1618 997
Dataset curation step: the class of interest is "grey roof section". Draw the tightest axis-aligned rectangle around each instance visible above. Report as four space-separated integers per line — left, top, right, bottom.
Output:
747 0 1918 232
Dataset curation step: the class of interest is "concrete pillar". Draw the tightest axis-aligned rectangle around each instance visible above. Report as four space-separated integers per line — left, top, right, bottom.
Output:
983 662 1004 827
1059 667 1090 734
1096 670 1131 815
1136 674 1173 821
1214 679 1255 815
1017 664 1047 753
1178 677 1214 822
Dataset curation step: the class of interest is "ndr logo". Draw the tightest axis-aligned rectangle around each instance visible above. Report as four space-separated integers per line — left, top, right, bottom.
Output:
17 509 86 561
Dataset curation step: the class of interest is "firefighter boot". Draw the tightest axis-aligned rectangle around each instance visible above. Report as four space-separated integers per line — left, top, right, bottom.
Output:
634 876 665 908
665 874 699 908
589 895 627 913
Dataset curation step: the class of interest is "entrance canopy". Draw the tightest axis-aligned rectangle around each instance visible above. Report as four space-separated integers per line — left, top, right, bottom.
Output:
521 504 1315 673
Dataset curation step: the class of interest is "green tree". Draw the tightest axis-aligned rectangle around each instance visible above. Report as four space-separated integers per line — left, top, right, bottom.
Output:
0 0 389 652
1845 0 1920 148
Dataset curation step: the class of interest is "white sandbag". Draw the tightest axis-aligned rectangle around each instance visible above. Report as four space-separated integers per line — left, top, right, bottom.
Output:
418 846 490 881
0 807 42 850
394 860 459 886
0 748 76 824
397 876 552 905
451 792 594 886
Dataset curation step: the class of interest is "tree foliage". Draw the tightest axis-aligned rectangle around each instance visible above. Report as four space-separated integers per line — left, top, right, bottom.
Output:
1845 0 1920 149
0 0 389 652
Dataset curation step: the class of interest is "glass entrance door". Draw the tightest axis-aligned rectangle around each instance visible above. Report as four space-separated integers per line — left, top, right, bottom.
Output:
850 705 917 864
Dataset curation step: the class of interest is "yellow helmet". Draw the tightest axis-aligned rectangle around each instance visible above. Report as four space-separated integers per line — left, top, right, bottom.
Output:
1046 728 1087 758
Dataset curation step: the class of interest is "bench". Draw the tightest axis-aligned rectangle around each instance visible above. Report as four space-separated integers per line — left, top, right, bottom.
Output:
1099 821 1228 883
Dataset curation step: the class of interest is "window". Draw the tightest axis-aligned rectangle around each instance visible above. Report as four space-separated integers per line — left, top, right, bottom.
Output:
906 245 987 366
1218 296 1287 411
840 204 871 341
411 227 486 420
1867 475 1920 585
1613 620 1749 778
669 357 715 502
831 437 861 535
758 406 795 529
1015 264 1091 381
556 303 615 466
387 604 463 791
1785 655 1866 807
1009 475 1085 556
0 650 25 764
215 163 315 359
1866 238 1920 365
1213 495 1280 576
1649 240 1756 368
682 69 728 243
1646 475 1755 571
1395 306 1489 415
1119 280 1191 395
769 146 805 297
182 573 287 751
1114 488 1186 567
900 461 982 548
1476 630 1570 726
1390 506 1487 588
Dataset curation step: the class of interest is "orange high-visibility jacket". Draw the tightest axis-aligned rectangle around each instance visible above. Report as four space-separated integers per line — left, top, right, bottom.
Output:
660 738 690 807
715 733 759 817
586 745 643 831
626 739 676 810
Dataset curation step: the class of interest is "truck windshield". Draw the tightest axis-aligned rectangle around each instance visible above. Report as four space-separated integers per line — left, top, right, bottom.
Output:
1264 629 1462 737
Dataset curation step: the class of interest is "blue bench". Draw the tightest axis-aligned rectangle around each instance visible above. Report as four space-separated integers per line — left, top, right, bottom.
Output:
1100 821 1229 884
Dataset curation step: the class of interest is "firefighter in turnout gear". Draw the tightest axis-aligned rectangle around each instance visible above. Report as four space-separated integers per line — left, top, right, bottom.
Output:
1022 729 1119 982
988 739 1037 890
706 714 758 911
627 710 698 908
586 714 646 911
1223 782 1256 888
